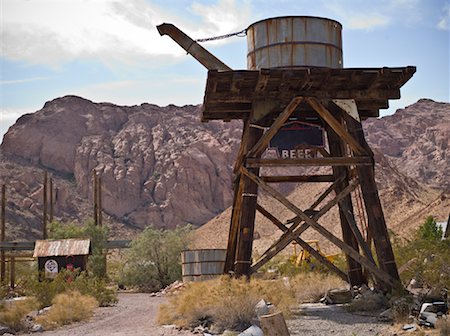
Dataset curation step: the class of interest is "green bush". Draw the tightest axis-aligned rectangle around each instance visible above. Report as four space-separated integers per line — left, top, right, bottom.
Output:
121 225 192 291
24 270 117 308
394 216 450 293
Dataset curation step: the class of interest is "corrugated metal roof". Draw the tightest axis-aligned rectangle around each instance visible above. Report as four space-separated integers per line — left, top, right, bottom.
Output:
33 239 91 257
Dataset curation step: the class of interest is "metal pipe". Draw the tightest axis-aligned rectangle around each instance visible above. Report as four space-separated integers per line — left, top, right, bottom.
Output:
157 23 232 71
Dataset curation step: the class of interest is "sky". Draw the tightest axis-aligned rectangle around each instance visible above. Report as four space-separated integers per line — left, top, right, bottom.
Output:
1 0 449 139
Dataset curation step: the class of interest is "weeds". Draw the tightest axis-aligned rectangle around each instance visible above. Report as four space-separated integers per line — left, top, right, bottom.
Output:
0 297 39 331
290 272 347 303
158 276 296 332
35 291 98 329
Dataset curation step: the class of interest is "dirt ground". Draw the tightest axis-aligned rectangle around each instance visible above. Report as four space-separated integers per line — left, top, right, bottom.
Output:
40 293 393 336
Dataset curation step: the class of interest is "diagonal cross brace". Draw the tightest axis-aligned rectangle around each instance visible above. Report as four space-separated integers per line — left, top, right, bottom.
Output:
241 166 399 288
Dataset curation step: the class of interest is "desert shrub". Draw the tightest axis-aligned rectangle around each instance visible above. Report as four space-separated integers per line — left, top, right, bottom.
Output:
290 272 347 303
24 270 116 308
436 316 450 336
35 290 98 329
394 216 450 293
48 220 108 278
0 297 39 331
121 225 192 291
158 276 295 332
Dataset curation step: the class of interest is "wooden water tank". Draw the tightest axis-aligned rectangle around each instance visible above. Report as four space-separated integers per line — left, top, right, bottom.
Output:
181 249 226 282
247 16 343 70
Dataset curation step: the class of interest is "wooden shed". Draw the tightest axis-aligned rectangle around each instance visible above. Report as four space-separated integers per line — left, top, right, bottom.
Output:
33 239 91 279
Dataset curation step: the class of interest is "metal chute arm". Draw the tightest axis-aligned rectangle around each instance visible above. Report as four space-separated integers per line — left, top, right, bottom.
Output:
157 23 232 71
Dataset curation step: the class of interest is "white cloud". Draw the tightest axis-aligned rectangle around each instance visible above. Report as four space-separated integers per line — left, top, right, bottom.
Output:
1 0 251 67
437 3 450 30
0 77 52 85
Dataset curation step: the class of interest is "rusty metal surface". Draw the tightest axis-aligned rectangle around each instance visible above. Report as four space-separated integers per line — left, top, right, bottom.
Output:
247 16 343 70
33 239 90 257
201 66 416 122
157 23 232 71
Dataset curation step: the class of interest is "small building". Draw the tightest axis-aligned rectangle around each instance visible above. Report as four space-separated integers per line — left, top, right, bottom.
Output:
33 239 91 279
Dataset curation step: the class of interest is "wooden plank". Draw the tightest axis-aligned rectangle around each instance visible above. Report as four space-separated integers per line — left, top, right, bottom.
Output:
233 120 250 174
1 184 5 283
345 115 400 284
260 312 290 336
242 167 398 287
256 204 348 282
327 124 365 286
247 97 303 158
261 175 335 183
224 175 244 273
234 122 264 277
255 70 270 92
306 97 367 156
246 157 373 167
43 172 48 239
252 176 359 272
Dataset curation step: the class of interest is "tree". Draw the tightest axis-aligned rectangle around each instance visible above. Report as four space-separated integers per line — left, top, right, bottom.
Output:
417 216 443 241
121 225 192 291
48 220 108 278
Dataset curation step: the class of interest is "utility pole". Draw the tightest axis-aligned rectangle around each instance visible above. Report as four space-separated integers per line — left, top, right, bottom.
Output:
1 184 6 283
43 172 48 239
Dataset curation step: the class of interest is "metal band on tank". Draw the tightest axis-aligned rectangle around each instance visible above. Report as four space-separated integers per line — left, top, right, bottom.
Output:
247 41 343 58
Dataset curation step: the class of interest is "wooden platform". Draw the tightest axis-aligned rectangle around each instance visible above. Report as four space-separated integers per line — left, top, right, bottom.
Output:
201 66 416 122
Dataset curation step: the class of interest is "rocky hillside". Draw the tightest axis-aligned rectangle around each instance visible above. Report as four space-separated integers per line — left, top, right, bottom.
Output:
0 97 448 243
1 96 241 239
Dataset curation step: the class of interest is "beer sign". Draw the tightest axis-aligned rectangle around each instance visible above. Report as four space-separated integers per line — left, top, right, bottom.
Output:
269 121 325 159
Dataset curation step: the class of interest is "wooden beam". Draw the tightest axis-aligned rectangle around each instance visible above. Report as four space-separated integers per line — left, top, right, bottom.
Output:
224 175 244 273
234 122 264 277
261 175 335 183
43 172 48 239
98 175 103 227
9 256 15 289
252 176 359 272
247 97 303 158
256 204 348 282
1 184 5 283
246 157 372 167
233 120 250 174
306 97 367 156
242 167 398 287
345 115 401 284
93 171 98 226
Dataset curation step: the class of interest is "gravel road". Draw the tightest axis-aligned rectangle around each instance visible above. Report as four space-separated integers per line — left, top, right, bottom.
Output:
40 293 391 336
41 293 195 336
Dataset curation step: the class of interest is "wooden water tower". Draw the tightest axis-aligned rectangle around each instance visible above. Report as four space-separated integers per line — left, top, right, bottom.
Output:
158 16 415 289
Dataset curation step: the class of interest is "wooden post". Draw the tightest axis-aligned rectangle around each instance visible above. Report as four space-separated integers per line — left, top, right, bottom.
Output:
326 123 366 286
43 172 48 239
260 311 290 336
9 256 15 289
234 123 263 277
98 175 102 227
49 178 54 223
344 115 400 284
93 171 98 225
1 184 5 283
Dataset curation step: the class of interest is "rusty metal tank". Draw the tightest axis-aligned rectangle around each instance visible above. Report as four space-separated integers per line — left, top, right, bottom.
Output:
247 16 343 70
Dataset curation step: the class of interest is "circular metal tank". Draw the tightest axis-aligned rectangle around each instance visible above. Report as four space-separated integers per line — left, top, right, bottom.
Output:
181 249 226 282
247 16 343 70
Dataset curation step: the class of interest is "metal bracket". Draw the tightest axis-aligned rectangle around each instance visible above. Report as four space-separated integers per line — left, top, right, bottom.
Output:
332 99 360 122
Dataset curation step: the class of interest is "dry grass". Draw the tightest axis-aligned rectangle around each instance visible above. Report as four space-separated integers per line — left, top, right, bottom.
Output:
158 276 296 332
0 297 39 331
436 316 450 336
290 272 347 303
35 290 98 330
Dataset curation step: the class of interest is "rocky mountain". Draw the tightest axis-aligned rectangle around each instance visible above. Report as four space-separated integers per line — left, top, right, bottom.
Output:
1 96 241 239
0 96 448 244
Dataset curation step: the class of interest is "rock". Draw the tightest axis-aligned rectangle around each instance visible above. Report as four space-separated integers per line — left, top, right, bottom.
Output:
418 312 438 327
378 308 393 322
238 325 264 336
0 326 14 335
30 324 43 332
323 288 353 304
402 324 417 331
254 299 270 318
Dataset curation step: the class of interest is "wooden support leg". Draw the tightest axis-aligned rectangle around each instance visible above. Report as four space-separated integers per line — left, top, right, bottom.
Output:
10 256 15 289
344 116 400 283
234 123 263 277
326 125 366 286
